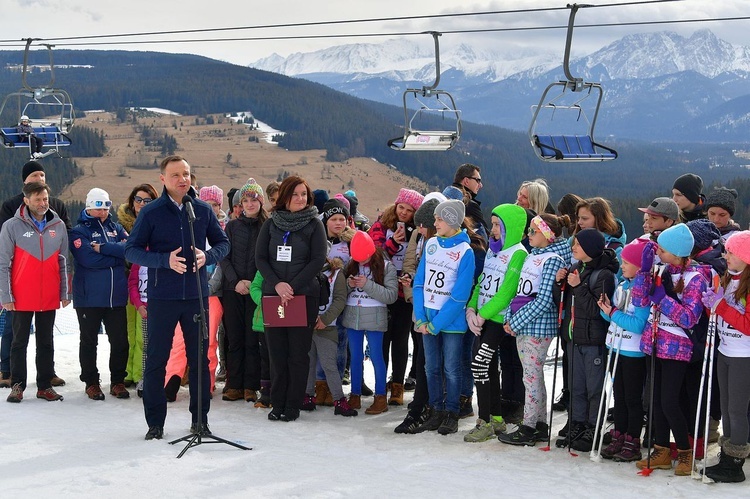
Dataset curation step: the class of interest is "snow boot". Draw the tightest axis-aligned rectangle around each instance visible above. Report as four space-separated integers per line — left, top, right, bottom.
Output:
498 424 538 446
464 417 505 442
600 430 624 459
365 394 388 415
705 438 749 483
388 382 404 406
556 421 586 448
570 425 596 452
301 394 316 411
395 406 430 434
348 394 361 409
636 444 673 471
415 408 445 433
674 448 693 476
458 395 474 419
438 411 460 435
334 396 358 417
534 421 549 441
254 380 271 408
221 388 243 402
315 380 333 406
110 383 130 399
244 389 258 403
612 434 642 462
86 382 106 401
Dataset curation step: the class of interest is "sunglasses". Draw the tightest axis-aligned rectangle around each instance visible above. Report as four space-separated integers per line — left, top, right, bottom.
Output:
469 177 483 184
527 227 538 236
91 200 112 208
133 196 152 204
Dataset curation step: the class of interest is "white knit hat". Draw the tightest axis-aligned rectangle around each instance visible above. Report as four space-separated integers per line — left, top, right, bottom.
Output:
86 188 112 210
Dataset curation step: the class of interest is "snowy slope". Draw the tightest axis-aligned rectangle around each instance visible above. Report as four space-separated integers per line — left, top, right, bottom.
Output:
1 306 734 498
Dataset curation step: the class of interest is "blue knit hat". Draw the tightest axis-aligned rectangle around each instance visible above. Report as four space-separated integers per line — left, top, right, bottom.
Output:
657 224 694 258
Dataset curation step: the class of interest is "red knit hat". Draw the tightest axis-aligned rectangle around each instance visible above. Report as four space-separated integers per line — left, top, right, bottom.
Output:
726 231 750 266
350 231 376 263
394 188 424 211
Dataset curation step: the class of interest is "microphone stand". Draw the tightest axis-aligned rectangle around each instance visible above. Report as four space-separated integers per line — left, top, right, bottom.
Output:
169 196 251 458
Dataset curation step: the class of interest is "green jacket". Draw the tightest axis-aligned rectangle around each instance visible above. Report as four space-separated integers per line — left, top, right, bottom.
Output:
468 203 529 324
250 271 265 333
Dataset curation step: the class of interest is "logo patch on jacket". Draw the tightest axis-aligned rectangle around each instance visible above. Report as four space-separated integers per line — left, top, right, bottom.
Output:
73 238 82 248
22 231 33 238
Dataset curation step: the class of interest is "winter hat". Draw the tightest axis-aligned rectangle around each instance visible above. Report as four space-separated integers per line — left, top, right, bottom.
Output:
657 224 694 258
227 188 240 207
345 190 356 198
639 197 679 221
21 160 44 182
394 188 424 211
575 228 605 259
238 178 265 204
621 239 648 267
705 187 738 216
414 198 441 230
232 189 242 208
725 231 750 265
423 192 447 205
434 200 465 230
333 193 350 212
442 185 465 202
199 185 224 209
313 189 329 212
321 198 350 226
672 173 704 205
687 219 721 253
350 230 376 262
86 187 112 210
344 193 358 218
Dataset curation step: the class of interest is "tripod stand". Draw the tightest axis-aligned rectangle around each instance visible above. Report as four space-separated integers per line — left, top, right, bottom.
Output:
169 195 251 458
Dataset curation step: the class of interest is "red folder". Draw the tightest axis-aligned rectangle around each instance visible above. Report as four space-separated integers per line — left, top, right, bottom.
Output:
262 295 307 327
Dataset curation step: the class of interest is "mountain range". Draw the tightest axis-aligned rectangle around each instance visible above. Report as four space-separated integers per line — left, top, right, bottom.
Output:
251 29 750 142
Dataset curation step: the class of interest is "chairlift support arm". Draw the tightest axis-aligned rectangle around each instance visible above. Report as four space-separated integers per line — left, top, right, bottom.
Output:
422 31 442 96
562 4 593 92
21 38 56 90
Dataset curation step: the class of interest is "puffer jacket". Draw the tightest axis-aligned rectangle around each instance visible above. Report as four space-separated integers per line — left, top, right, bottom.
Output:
70 209 129 308
220 214 262 291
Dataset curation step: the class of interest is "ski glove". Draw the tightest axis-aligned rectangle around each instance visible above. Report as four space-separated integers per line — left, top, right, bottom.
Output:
640 241 657 274
650 283 666 306
701 287 724 310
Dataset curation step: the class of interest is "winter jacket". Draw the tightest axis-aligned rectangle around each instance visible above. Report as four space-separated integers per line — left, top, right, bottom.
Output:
413 230 475 335
117 203 137 233
506 238 572 338
342 262 398 331
600 279 649 358
316 265 347 343
250 271 265 333
452 182 489 236
632 262 710 361
560 248 620 346
0 193 71 231
255 212 328 299
681 197 707 223
718 222 740 246
220 214 262 292
401 229 421 303
70 209 129 308
368 216 414 299
128 263 147 309
124 187 230 301
0 204 71 310
468 204 529 324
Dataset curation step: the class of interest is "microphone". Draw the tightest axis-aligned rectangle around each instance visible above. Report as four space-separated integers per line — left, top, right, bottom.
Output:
182 195 196 222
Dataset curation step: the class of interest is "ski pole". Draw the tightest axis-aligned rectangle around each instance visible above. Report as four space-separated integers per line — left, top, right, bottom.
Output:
591 288 631 461
701 287 719 484
567 293 577 457
639 265 665 477
541 283 566 452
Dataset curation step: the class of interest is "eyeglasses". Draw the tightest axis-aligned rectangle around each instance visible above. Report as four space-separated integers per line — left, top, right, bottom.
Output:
133 196 152 205
469 177 483 184
91 200 112 208
527 227 538 236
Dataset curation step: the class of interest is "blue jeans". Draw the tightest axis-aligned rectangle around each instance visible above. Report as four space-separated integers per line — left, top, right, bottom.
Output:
348 329 385 396
423 332 463 413
0 310 12 374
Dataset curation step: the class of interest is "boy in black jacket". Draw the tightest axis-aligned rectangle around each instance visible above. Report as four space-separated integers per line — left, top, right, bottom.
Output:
557 228 620 451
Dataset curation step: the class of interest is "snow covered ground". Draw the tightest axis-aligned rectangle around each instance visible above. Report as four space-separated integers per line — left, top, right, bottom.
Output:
2 307 735 498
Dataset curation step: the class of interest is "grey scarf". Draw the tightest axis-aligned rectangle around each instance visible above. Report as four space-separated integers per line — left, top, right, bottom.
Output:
271 206 319 233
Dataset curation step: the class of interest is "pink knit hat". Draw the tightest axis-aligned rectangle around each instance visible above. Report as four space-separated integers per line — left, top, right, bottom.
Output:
199 185 224 209
620 239 647 267
726 231 750 265
394 188 424 211
333 193 350 212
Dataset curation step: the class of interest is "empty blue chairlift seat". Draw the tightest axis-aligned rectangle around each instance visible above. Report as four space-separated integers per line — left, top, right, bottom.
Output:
534 134 616 161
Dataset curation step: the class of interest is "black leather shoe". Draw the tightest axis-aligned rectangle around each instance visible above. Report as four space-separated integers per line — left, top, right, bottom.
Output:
145 426 164 440
190 422 212 435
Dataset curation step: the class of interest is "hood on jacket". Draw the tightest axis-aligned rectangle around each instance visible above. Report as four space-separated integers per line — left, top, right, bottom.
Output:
604 219 627 248
117 203 136 233
491 203 527 250
78 207 112 225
